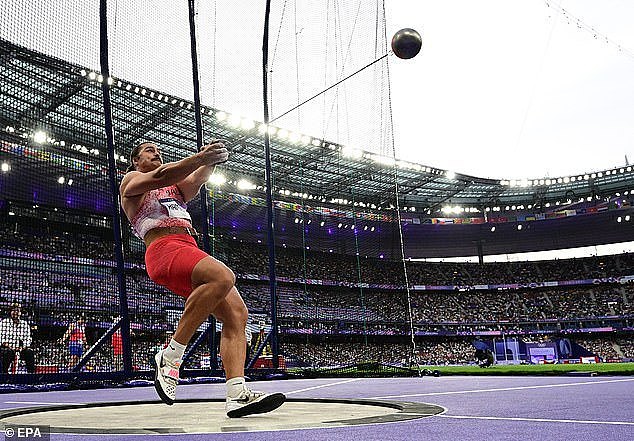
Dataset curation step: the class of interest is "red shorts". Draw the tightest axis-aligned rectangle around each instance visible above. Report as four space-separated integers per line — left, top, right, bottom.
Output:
144 234 209 298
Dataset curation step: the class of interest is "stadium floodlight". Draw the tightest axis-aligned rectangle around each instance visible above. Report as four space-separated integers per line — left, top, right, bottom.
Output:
57 176 65 184
227 114 241 127
267 126 277 135
33 130 47 144
626 215 631 222
1 163 9 172
240 119 255 130
370 154 395 166
208 173 226 186
370 226 375 232
517 224 523 230
445 170 456 180
320 221 325 226
337 223 342 228
491 226 496 232
311 138 321 147
294 218 299 223
88 72 96 80
617 217 622 223
342 146 363 159
258 124 267 134
67 179 73 186
277 129 289 140
237 179 255 190
289 132 301 143
301 135 312 145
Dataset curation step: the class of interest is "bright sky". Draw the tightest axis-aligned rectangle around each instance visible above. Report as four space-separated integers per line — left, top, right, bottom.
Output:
386 1 634 179
1 0 633 182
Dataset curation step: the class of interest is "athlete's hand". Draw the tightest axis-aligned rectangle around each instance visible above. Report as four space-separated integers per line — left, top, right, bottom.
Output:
199 140 229 165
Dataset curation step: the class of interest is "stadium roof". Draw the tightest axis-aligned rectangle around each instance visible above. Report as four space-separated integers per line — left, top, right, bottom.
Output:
1 37 633 214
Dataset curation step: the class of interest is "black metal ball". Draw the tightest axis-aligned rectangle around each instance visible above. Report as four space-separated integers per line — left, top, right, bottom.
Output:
391 28 422 59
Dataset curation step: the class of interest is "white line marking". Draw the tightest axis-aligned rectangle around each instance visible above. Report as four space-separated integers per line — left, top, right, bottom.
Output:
284 378 363 395
438 414 634 426
4 401 84 405
370 378 634 399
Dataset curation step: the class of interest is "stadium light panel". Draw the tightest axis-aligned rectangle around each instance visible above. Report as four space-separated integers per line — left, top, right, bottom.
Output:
226 114 240 127
67 179 73 186
1 163 9 172
626 215 631 222
517 224 523 230
617 217 622 223
33 130 47 144
445 170 455 180
342 146 363 159
208 173 226 186
57 176 65 184
237 179 255 190
240 119 255 130
491 226 496 232
370 154 395 166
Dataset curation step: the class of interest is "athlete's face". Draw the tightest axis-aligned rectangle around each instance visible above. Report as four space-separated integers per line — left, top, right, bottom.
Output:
133 143 163 172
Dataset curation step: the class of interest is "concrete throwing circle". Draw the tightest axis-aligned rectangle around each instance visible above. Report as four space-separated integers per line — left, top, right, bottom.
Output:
0 398 444 434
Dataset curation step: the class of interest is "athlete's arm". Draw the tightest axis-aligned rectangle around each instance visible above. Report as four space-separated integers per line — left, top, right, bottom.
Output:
121 145 227 198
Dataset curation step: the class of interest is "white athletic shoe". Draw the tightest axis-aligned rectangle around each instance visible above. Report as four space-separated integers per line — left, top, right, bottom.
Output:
154 350 180 405
225 385 286 418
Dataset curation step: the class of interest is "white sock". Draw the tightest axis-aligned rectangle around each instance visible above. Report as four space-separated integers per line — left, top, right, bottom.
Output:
226 376 246 398
163 338 186 364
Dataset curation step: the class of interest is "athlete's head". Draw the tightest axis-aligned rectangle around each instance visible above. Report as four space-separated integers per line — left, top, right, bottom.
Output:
127 141 163 173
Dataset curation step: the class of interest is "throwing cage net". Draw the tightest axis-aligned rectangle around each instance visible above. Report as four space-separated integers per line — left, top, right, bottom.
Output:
0 0 423 386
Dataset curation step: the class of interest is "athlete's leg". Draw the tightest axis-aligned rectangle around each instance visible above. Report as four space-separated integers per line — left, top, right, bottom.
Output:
212 287 248 379
172 256 236 345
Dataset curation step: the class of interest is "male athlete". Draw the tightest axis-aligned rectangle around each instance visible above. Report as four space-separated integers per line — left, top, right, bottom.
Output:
120 140 285 417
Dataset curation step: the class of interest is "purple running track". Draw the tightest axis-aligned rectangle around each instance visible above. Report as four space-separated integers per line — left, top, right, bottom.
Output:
0 376 632 441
